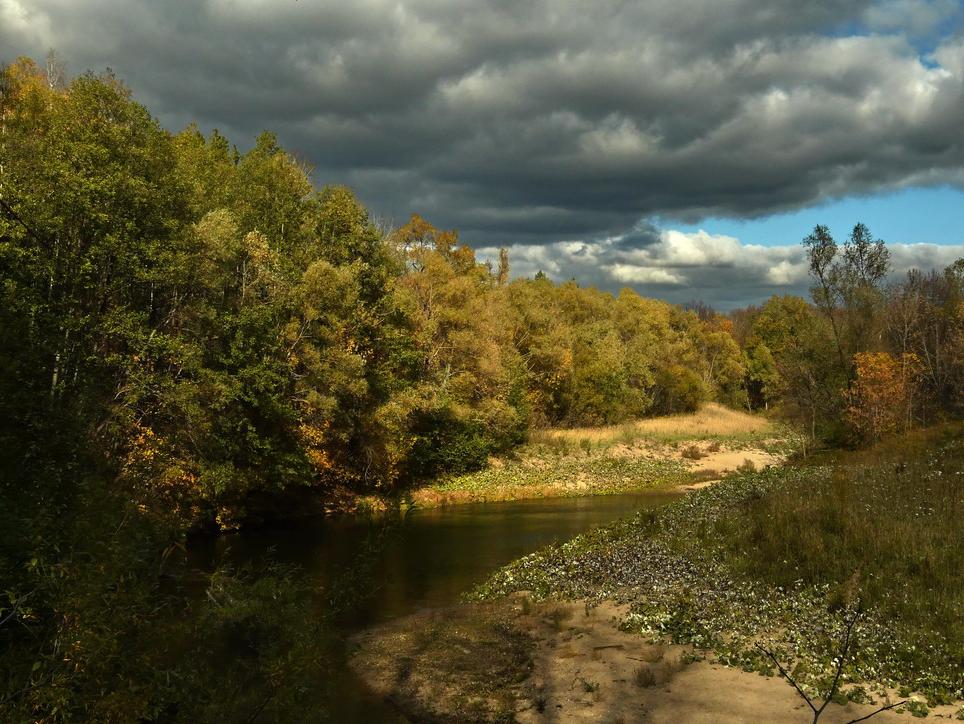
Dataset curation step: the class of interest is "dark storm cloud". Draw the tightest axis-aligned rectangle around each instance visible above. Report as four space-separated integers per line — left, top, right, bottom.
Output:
3 0 963 300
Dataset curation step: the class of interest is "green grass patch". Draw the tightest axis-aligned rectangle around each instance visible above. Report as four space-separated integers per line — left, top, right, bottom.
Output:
423 456 690 503
471 425 964 704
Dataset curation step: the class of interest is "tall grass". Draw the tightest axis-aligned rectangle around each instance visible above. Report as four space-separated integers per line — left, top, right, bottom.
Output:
717 426 963 644
528 403 780 450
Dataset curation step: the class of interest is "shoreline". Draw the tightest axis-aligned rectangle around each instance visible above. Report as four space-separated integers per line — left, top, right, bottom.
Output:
350 427 964 721
349 597 959 723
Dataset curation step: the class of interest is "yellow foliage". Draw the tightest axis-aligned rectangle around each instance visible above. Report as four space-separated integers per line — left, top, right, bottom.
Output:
298 422 340 475
845 351 921 443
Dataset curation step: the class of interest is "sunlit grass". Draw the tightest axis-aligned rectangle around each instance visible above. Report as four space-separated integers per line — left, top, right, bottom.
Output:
413 456 690 506
528 403 783 451
410 403 801 507
473 424 964 704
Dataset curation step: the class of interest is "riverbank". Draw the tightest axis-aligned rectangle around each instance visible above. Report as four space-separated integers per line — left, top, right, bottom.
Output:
350 598 960 723
349 425 963 721
368 404 800 509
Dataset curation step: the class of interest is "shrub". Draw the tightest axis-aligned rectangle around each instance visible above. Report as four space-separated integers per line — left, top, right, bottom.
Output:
681 445 705 460
633 666 656 687
652 365 707 415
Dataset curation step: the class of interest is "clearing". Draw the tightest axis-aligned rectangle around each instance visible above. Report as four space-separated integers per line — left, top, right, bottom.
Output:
407 404 799 507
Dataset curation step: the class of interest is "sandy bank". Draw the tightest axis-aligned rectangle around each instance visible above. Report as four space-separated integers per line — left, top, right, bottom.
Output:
349 598 959 723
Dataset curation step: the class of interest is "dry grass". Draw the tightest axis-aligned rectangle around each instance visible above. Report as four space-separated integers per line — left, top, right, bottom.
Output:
529 403 776 450
680 444 706 460
633 666 656 687
641 643 665 663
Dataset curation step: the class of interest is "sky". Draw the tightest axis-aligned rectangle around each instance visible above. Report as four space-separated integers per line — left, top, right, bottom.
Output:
3 0 964 308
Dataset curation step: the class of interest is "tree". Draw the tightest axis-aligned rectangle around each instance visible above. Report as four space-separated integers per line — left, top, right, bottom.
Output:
844 352 920 443
751 295 842 439
803 223 891 369
744 343 781 410
803 225 846 368
886 260 964 419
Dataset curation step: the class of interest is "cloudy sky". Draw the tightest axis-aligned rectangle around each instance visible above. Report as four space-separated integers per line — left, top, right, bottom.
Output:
4 0 964 307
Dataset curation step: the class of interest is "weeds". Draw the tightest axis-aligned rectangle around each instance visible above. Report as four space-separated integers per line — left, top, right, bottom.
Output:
547 606 573 631
633 666 656 687
472 425 964 704
579 677 600 694
681 445 705 460
736 458 757 473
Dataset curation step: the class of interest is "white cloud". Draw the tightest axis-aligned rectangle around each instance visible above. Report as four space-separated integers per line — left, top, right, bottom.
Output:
480 227 964 309
605 264 687 285
765 259 807 285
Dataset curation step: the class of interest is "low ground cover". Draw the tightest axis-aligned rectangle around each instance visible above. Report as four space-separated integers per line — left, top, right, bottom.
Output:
405 404 799 507
472 425 963 710
412 456 691 506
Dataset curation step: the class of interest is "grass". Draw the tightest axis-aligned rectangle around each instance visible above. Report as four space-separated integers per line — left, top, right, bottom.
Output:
415 456 690 506
408 403 798 507
633 666 657 687
528 403 784 451
717 427 963 660
471 424 964 705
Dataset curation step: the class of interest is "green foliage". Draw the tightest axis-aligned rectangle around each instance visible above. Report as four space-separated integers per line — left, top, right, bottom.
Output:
505 280 739 426
4 55 957 720
741 221 962 444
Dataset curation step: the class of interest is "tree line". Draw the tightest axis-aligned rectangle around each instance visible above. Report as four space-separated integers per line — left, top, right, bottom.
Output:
733 224 963 443
0 57 961 720
0 58 748 532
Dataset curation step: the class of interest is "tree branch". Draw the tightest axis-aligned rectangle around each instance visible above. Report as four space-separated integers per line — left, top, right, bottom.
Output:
755 642 818 715
844 698 908 724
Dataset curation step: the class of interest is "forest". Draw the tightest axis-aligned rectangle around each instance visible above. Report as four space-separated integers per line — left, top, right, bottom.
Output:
1 59 962 721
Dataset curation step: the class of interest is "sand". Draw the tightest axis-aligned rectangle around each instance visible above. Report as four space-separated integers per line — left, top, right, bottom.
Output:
350 598 960 723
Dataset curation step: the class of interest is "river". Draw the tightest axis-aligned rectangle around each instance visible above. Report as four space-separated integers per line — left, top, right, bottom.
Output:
201 490 681 721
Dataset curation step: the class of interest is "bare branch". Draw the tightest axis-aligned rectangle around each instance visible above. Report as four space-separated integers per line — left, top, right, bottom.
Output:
844 699 909 724
816 608 859 717
755 642 818 715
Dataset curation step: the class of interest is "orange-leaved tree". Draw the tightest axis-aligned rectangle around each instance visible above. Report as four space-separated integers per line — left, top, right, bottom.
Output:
844 351 921 443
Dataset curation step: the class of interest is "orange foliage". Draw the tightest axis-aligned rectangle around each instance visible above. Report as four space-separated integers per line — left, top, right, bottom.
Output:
844 351 921 443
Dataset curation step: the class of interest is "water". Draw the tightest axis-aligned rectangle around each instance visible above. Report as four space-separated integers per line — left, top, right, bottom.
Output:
203 491 681 721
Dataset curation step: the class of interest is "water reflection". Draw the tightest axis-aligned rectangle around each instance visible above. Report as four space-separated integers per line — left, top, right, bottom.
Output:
199 491 681 722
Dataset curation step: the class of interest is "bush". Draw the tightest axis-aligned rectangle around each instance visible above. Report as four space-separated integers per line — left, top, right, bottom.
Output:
652 365 707 415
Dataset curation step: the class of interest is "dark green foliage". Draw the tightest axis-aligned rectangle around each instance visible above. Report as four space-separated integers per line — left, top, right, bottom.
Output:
0 58 750 719
408 409 494 477
652 364 707 414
